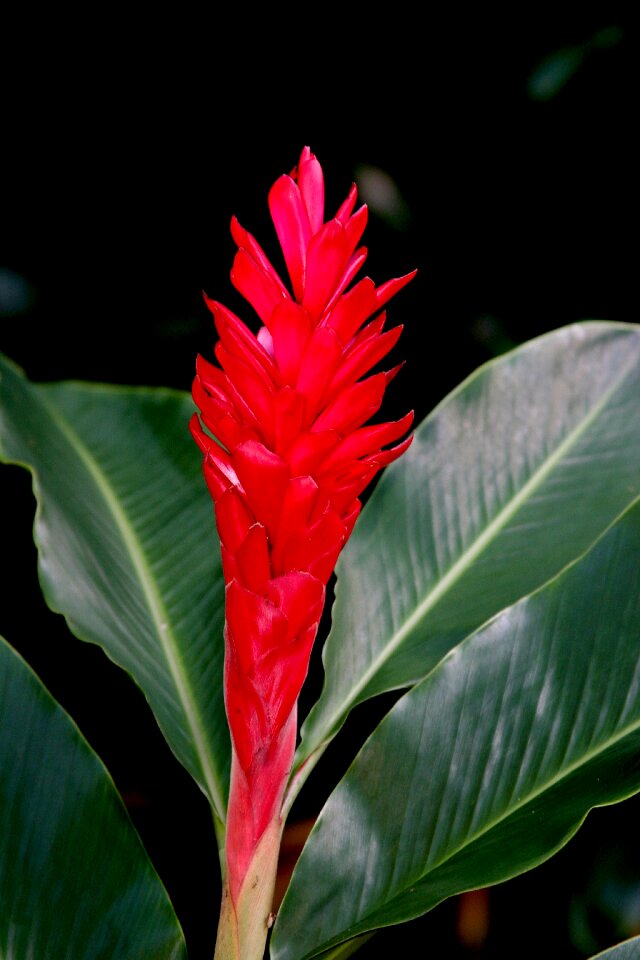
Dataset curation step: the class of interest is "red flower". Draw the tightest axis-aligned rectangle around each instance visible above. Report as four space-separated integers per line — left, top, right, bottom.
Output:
191 147 414 920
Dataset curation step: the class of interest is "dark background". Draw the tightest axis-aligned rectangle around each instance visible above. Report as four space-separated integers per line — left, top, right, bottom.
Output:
1 6 638 958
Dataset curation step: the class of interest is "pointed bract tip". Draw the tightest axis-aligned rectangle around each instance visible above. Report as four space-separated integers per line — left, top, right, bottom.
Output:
189 411 209 453
202 291 219 316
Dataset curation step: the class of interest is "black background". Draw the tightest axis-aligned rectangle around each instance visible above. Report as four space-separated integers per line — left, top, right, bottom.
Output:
2 6 638 958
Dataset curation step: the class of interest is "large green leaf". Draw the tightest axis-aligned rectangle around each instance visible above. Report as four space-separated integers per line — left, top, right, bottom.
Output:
591 940 640 960
273 497 640 959
0 633 186 959
297 321 640 773
0 355 228 821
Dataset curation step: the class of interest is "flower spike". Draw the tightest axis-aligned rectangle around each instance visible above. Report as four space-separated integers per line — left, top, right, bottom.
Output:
192 147 415 960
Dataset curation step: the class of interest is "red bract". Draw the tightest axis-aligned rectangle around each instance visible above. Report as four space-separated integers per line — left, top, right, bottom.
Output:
191 147 415 915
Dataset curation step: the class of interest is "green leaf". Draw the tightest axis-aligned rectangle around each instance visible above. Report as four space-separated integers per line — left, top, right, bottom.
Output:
590 939 640 960
0 355 228 821
273 497 640 959
297 322 640 770
0 633 187 959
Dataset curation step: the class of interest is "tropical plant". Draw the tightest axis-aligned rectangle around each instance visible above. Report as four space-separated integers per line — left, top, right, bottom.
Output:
1 147 639 960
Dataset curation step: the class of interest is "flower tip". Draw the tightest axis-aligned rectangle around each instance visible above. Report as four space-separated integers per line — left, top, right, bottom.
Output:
290 145 317 179
400 409 415 432
398 430 416 456
202 291 220 318
375 270 417 311
229 216 250 249
385 362 405 385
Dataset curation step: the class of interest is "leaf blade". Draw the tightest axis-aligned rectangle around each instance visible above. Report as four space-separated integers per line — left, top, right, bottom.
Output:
298 321 640 766
0 633 187 960
0 356 228 819
273 497 640 959
590 938 640 960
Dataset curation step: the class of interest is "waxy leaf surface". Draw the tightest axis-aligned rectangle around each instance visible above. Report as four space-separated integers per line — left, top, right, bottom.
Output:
298 322 640 768
0 356 229 820
274 497 640 959
0 634 186 959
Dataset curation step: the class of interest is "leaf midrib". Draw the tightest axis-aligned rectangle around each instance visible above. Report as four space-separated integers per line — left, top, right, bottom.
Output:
302 346 639 755
313 681 640 954
36 388 226 819
400 712 640 909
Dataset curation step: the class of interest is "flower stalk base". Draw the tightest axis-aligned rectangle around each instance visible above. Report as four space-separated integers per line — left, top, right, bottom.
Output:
214 815 282 960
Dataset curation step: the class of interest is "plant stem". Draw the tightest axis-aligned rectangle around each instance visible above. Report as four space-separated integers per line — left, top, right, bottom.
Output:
213 815 282 960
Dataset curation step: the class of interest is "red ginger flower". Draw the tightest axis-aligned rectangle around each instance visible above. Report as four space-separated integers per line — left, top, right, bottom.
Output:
191 147 415 920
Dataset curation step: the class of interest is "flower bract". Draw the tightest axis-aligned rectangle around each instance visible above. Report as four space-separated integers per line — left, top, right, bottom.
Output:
191 146 415 910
